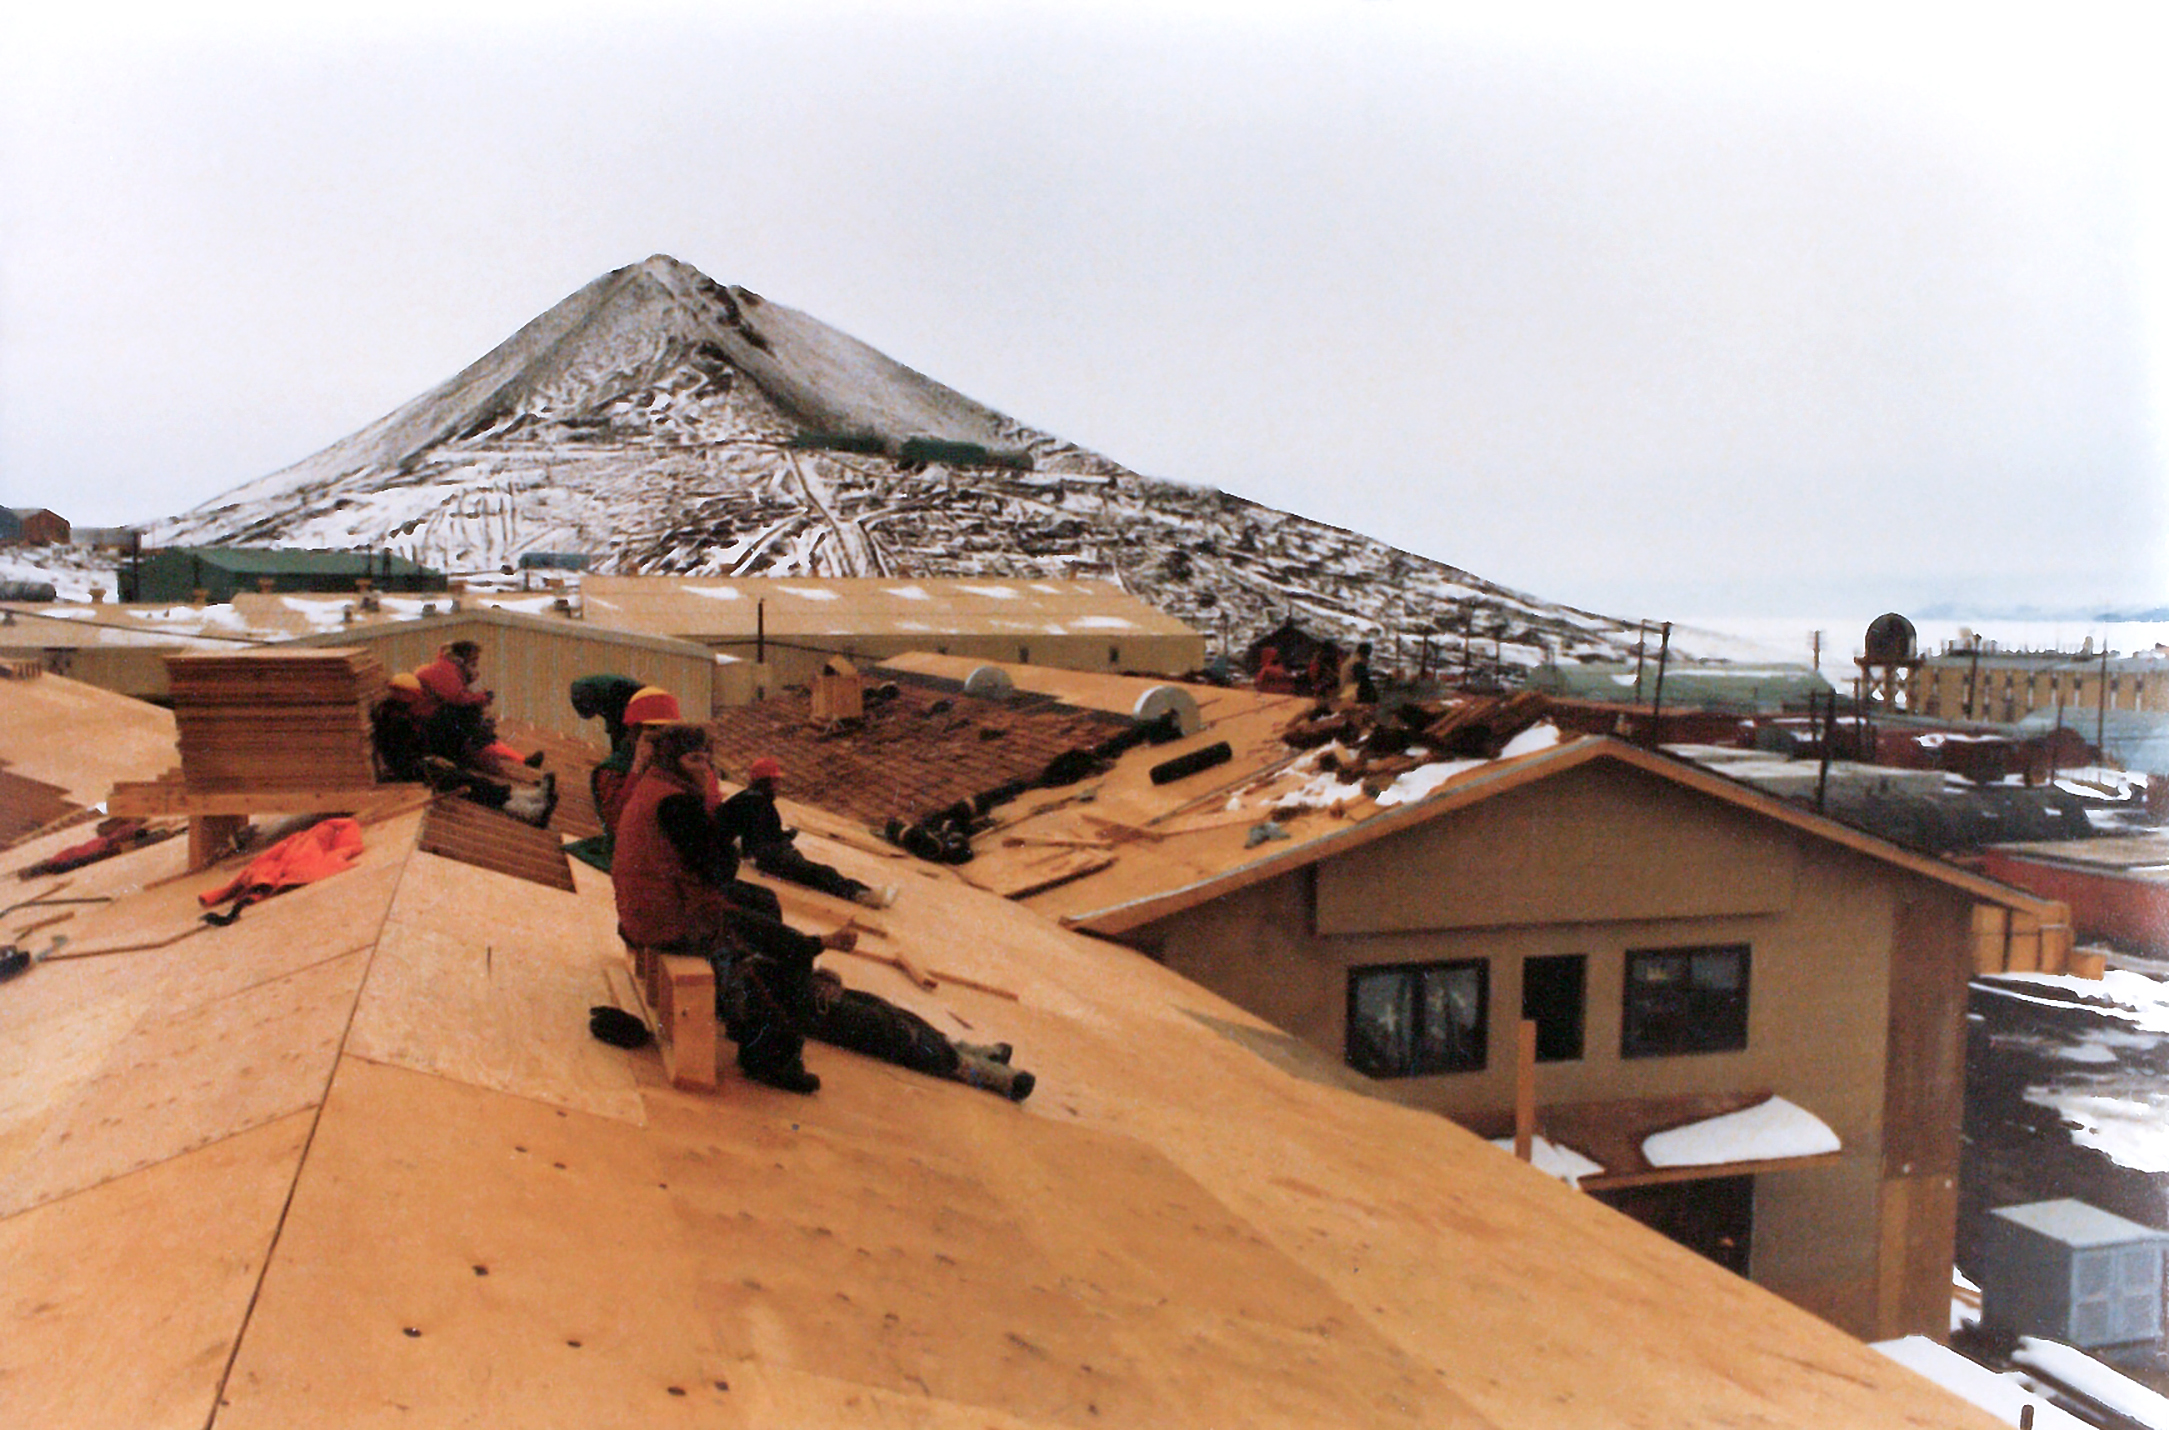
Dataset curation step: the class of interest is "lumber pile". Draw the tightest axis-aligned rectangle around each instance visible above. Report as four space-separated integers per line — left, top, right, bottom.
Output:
165 648 385 791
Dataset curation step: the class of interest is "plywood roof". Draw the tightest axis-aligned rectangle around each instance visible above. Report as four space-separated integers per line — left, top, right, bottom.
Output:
966 718 2070 932
0 725 2003 1428
0 671 180 804
581 575 1200 642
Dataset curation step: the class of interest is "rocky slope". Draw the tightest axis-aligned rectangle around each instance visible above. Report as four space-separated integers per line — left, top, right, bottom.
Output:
152 253 1658 665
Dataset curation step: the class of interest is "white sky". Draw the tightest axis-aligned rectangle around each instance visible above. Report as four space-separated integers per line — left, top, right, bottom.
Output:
3 1 2164 621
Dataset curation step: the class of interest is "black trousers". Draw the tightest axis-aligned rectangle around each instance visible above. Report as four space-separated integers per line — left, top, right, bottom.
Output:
748 840 868 903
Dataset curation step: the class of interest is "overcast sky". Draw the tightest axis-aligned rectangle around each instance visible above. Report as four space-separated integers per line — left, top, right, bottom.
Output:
3 1 2163 623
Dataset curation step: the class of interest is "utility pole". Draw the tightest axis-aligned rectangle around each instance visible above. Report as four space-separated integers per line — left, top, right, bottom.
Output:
1964 633 1983 721
1647 621 1673 750
2098 644 2111 754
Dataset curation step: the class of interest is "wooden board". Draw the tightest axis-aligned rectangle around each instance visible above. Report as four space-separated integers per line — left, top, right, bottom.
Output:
0 1112 312 1430
347 848 643 1123
957 847 1117 899
0 949 367 1216
212 1059 741 1430
418 797 577 892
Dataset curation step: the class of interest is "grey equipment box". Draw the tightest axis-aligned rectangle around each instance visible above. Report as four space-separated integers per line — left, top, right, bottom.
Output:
1980 1199 2167 1348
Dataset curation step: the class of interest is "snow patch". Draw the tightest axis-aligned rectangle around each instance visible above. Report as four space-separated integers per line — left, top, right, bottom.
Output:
1488 1136 1604 1189
683 586 743 601
1642 1096 1841 1168
884 585 931 601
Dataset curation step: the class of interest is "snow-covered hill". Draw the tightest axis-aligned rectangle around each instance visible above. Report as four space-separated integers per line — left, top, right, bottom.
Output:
150 253 1660 664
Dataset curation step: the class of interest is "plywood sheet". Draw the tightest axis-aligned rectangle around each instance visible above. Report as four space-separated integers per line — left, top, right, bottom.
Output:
0 1111 311 1430
347 849 641 1123
215 1059 739 1430
0 949 366 1216
418 797 576 892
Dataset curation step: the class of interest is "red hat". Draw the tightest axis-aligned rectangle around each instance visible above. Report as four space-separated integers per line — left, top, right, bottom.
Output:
623 686 681 725
748 757 783 782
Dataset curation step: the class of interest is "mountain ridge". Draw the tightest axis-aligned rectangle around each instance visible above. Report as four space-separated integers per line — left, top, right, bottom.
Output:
152 253 1658 665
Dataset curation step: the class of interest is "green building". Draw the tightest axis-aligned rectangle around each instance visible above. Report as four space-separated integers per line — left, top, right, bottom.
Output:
123 547 448 604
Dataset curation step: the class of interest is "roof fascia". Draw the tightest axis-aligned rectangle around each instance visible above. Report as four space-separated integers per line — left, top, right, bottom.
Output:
1070 735 2064 935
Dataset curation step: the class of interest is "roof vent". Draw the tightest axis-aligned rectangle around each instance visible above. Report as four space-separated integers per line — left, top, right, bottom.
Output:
1979 1199 2167 1348
1133 685 1202 737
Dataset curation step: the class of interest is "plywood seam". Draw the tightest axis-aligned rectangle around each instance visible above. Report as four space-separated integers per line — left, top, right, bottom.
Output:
201 837 419 1429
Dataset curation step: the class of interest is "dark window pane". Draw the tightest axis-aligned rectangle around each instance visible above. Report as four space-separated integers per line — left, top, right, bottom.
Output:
1523 954 1586 1062
1417 963 1487 1074
1346 960 1488 1078
1622 945 1749 1058
1347 967 1413 1078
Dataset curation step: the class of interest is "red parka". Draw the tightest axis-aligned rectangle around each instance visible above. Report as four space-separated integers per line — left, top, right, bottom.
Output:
611 765 727 947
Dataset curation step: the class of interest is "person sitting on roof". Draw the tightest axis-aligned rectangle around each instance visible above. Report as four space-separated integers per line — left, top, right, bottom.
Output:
719 758 897 910
1339 641 1378 706
570 673 645 757
612 721 858 1095
414 640 543 776
799 969 1034 1101
593 685 685 838
1253 647 1302 695
372 672 557 827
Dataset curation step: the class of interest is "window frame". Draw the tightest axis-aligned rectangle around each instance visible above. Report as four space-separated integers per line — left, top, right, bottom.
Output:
1620 943 1751 1059
1344 958 1490 1080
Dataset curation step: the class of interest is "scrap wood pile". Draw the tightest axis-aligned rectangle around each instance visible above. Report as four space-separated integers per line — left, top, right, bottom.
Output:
166 648 386 791
711 672 1189 865
1279 691 1554 796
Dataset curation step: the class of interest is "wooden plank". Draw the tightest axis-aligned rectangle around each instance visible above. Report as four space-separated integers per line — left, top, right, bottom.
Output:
656 953 718 1092
211 1060 738 1430
108 782 390 818
0 949 367 1216
347 850 644 1124
958 847 1117 899
0 1112 313 1430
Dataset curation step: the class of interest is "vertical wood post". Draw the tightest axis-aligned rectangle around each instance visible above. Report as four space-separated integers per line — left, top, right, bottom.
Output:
1514 1019 1537 1163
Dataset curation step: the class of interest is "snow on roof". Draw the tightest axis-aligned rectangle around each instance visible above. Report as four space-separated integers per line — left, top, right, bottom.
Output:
1487 1136 1605 1189
1873 1337 2088 1429
2014 1338 2169 1429
1642 1096 1841 1169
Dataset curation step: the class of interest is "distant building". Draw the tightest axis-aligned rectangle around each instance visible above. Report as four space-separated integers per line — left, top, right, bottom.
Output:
3 509 69 545
580 575 1205 686
124 547 447 604
1916 645 2169 724
1527 660 1831 714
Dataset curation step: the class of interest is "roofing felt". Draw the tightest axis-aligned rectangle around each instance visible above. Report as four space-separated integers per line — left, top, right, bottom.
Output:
0 692 2005 1429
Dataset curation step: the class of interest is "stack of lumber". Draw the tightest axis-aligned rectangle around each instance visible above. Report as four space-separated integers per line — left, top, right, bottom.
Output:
165 648 386 791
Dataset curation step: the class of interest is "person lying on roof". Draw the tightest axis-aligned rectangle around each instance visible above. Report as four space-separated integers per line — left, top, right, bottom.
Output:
719 758 897 910
612 722 857 1095
798 968 1032 1100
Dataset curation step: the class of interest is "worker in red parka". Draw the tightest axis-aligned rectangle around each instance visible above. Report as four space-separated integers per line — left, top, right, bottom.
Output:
612 722 857 1094
413 640 540 775
593 685 684 838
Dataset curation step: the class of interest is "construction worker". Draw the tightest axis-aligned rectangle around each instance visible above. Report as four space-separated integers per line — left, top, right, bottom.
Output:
611 722 854 1094
414 640 542 774
801 970 1034 1101
569 673 644 756
371 673 557 826
720 758 897 909
593 685 684 837
1339 641 1379 705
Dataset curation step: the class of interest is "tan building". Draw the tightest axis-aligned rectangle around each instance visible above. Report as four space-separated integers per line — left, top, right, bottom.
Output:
580 575 1205 685
1043 738 2065 1342
0 672 2011 1429
1915 648 2169 724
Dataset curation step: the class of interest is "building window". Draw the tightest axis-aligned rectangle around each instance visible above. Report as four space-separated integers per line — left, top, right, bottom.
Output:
1622 944 1750 1058
1346 960 1488 1078
1522 953 1586 1062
